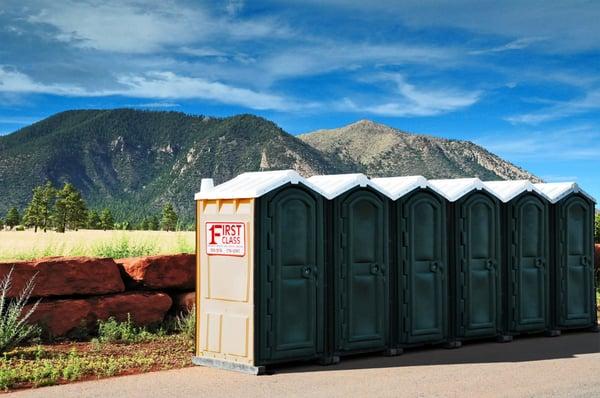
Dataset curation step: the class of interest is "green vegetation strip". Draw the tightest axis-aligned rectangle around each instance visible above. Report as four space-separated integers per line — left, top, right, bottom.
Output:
0 311 196 391
0 336 192 390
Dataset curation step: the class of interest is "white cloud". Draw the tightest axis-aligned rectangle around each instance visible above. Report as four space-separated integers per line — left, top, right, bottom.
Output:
27 0 288 53
293 0 600 53
261 43 461 81
114 72 302 110
339 74 481 117
129 102 180 108
470 37 545 55
506 89 600 124
225 0 245 17
476 125 600 160
0 66 303 111
0 66 88 95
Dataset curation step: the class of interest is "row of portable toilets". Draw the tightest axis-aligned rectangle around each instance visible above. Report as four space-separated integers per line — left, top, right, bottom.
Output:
192 170 597 374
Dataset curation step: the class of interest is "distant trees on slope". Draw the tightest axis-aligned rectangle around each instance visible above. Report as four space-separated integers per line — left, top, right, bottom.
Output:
1 181 187 232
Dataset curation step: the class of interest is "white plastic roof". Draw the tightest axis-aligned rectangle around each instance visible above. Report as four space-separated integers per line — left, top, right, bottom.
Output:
195 170 592 203
371 176 427 200
482 180 552 203
534 182 596 203
427 178 487 202
307 173 376 200
194 170 328 200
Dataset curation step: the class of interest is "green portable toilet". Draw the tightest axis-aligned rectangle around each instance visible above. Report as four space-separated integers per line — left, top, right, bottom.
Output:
535 182 598 332
483 181 551 340
308 174 391 359
373 176 449 349
194 170 329 374
428 179 502 346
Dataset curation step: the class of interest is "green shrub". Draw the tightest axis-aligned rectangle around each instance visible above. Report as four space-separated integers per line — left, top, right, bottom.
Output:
92 235 156 258
96 315 154 344
175 306 196 343
0 268 41 353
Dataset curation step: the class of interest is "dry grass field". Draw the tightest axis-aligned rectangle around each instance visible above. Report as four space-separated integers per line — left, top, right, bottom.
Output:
0 230 195 261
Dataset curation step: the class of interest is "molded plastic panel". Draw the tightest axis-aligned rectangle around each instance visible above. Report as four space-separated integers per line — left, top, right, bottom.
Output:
196 199 255 366
508 194 549 332
258 186 324 363
455 193 501 338
335 189 389 352
399 190 448 344
556 195 594 327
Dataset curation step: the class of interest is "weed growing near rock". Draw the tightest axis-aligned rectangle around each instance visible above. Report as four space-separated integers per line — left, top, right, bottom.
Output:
0 268 41 353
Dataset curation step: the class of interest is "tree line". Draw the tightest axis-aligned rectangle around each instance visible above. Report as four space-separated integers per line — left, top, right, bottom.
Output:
0 182 182 232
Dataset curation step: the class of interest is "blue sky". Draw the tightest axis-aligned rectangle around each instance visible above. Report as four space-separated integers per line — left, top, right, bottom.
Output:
1 1 599 199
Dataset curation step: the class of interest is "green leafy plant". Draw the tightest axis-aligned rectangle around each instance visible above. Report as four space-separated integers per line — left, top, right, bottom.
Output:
92 235 156 258
175 306 196 344
0 268 41 354
96 315 154 344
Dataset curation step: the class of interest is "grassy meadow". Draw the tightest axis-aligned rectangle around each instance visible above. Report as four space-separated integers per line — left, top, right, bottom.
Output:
0 230 195 261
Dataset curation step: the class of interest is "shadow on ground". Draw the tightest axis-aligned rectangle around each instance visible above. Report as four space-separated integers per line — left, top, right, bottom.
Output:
271 330 600 374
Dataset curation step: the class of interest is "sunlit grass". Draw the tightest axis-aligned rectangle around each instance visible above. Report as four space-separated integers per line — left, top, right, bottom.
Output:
0 230 195 261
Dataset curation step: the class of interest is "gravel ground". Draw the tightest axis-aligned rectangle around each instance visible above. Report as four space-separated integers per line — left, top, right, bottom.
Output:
7 331 600 398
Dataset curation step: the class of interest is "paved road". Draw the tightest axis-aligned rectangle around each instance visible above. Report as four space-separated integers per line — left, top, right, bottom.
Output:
9 331 600 398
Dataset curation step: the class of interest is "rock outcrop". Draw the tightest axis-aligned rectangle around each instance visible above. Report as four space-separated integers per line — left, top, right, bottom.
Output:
118 254 195 290
0 257 124 298
26 292 173 337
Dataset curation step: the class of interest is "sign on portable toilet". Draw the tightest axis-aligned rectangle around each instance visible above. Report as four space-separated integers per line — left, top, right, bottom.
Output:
535 182 598 332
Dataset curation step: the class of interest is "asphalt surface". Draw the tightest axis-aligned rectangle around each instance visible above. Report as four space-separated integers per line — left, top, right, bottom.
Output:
9 331 600 398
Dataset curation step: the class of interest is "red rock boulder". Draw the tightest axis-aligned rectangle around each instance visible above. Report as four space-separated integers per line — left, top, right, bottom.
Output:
26 292 172 337
171 291 195 313
0 257 124 298
118 254 195 290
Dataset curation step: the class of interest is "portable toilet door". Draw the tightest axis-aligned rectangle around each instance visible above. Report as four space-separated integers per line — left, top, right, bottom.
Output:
429 179 502 344
194 170 328 374
397 185 449 346
535 183 598 331
484 181 551 338
308 174 390 357
256 184 325 364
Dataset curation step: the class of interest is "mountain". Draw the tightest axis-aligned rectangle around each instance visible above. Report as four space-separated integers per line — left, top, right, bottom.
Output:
0 109 340 222
299 120 539 182
0 110 539 223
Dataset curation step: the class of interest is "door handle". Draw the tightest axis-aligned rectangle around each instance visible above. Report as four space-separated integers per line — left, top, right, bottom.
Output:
370 264 380 275
430 261 439 272
535 258 545 268
302 266 313 278
486 259 496 270
581 256 589 266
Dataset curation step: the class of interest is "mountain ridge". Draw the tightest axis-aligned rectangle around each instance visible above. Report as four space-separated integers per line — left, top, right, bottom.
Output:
0 109 539 222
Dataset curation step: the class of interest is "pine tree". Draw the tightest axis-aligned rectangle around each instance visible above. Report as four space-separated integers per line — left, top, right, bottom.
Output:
87 210 101 229
52 183 87 233
0 217 4 230
149 214 160 231
99 208 114 231
23 181 56 232
5 207 20 230
161 203 178 232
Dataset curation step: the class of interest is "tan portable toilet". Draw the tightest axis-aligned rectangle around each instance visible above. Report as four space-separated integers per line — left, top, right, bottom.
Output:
193 170 328 374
